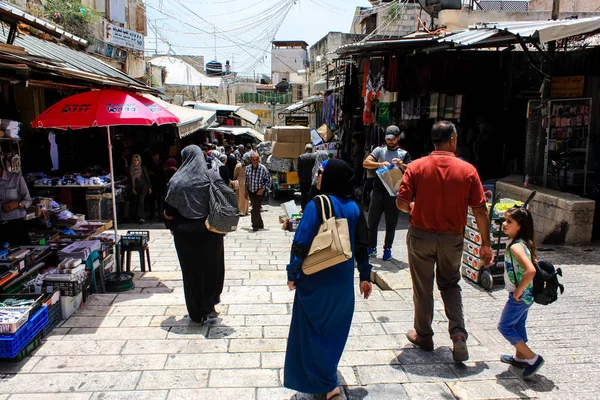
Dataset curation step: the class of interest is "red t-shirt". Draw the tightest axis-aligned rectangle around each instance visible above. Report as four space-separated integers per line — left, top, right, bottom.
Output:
397 151 486 234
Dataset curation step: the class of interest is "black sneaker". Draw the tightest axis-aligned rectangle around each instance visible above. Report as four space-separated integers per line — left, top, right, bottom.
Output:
500 354 528 368
523 355 545 378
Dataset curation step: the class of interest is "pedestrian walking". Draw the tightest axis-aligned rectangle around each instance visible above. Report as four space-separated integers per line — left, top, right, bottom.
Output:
297 143 317 210
147 152 166 221
363 125 411 261
245 152 271 231
396 120 493 362
232 155 249 216
307 151 329 204
164 157 178 182
497 205 545 378
210 151 231 184
284 158 373 400
164 145 225 324
129 154 151 224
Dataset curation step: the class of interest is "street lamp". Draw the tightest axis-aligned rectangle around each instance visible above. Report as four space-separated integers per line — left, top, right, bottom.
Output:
265 99 279 126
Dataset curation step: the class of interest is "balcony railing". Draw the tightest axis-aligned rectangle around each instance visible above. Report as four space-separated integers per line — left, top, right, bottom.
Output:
236 92 293 104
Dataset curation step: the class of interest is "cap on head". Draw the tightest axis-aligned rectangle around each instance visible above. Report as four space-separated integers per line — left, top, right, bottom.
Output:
385 125 401 140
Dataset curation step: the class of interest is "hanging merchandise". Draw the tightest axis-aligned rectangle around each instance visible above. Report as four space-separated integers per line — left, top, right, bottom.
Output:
49 132 59 171
377 103 391 127
385 56 399 92
430 93 439 119
454 95 463 119
444 95 455 119
438 94 447 119
343 62 360 115
363 58 386 125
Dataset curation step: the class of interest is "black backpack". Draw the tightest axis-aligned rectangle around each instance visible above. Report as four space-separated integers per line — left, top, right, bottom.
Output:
532 259 565 305
509 252 564 305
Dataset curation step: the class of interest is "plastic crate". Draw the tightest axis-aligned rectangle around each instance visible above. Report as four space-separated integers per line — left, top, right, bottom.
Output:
43 278 84 297
0 306 48 358
6 334 42 362
42 301 63 338
120 233 148 248
0 309 29 334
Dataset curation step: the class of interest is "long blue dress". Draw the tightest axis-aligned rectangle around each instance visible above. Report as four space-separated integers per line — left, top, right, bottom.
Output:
284 195 371 394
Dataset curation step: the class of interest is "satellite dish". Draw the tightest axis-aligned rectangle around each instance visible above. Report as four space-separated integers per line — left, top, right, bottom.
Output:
417 0 462 18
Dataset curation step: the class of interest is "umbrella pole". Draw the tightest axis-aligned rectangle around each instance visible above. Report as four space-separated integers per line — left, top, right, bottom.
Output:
107 126 121 273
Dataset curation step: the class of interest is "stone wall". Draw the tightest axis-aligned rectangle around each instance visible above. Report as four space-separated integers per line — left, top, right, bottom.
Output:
528 0 600 12
496 177 595 245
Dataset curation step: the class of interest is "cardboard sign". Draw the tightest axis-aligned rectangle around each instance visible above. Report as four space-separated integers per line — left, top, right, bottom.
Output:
551 76 585 98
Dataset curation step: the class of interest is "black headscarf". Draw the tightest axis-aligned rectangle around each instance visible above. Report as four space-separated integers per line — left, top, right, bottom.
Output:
319 158 355 198
165 145 210 219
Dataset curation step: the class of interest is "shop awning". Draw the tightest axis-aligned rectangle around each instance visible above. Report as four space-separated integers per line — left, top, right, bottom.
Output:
0 28 149 90
183 102 260 126
337 16 600 55
280 95 323 115
233 108 260 126
210 126 264 141
144 94 216 138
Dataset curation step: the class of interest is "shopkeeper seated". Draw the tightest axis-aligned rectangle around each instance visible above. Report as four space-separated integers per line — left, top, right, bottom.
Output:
0 166 32 247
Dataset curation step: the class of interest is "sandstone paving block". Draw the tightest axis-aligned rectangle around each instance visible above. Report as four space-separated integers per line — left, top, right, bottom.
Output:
43 326 70 341
229 338 287 352
402 364 459 382
90 391 169 400
244 279 288 286
209 368 280 387
61 316 124 328
82 294 118 307
267 285 294 292
246 315 292 326
0 356 41 374
31 354 168 373
369 310 423 322
138 272 183 281
270 291 295 304
165 352 261 369
256 387 312 400
346 384 409 400
167 326 209 339
62 327 168 341
223 270 251 280
263 325 290 338
339 350 399 367
220 292 272 304
149 315 206 327
120 316 153 327
356 364 409 384
261 352 285 368
345 334 403 351
122 338 228 354
394 348 452 365
226 263 260 270
9 394 92 400
167 388 255 400
402 382 454 400
0 371 142 394
337 366 359 386
33 340 126 356
226 286 268 294
74 306 114 317
208 326 263 339
113 293 186 306
448 379 537 399
349 323 386 336
351 312 374 324
137 369 209 390
203 314 245 327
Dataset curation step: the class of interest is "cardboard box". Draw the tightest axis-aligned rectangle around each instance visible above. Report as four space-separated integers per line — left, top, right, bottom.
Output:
461 263 479 283
271 141 305 159
316 123 334 142
286 171 299 185
272 126 311 143
265 129 272 142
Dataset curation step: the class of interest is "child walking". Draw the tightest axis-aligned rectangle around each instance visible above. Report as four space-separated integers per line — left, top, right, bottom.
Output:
497 205 544 378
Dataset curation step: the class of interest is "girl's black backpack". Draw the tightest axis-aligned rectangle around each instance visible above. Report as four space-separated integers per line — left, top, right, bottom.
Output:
532 259 564 305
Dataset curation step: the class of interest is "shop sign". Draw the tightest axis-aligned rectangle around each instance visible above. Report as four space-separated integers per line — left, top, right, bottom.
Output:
285 116 309 127
551 76 585 98
103 21 144 52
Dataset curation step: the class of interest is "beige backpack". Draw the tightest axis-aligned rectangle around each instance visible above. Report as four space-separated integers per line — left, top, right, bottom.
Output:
302 195 352 275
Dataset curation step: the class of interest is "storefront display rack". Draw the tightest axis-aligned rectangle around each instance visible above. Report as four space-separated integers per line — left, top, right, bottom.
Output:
541 97 593 194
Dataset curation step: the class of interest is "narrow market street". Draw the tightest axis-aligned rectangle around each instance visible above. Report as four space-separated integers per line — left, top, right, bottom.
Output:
0 200 599 399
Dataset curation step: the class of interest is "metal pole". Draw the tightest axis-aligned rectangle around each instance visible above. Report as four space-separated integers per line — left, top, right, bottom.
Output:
106 126 120 272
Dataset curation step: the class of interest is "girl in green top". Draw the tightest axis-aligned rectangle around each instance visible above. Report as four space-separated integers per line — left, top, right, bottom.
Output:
497 205 544 379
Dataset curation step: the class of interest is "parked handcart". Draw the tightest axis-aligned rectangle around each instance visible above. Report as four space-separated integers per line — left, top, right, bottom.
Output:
461 190 536 290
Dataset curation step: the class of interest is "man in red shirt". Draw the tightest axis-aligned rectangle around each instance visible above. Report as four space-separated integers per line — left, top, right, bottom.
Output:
396 120 493 362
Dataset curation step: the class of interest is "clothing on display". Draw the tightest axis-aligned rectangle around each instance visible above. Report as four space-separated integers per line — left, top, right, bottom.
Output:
48 132 59 171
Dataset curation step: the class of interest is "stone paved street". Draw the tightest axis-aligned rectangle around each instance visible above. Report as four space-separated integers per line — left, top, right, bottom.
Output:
1 201 599 399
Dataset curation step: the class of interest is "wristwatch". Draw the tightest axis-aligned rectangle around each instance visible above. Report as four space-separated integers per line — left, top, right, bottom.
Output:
18 201 23 209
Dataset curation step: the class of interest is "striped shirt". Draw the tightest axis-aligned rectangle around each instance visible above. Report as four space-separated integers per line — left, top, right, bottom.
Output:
0 170 32 221
245 164 271 194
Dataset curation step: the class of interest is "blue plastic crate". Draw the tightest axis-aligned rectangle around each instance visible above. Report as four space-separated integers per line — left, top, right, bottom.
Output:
0 306 48 358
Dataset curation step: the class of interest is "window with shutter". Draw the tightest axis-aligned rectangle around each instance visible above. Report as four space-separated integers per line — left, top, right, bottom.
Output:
136 3 147 35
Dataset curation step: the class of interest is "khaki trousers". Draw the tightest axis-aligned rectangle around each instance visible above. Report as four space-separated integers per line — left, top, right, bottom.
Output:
407 227 467 339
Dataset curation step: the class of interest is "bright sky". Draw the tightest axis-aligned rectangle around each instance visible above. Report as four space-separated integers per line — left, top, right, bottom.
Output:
144 0 371 76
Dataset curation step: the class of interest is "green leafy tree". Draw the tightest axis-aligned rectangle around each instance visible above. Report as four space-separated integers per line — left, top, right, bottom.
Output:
43 0 102 42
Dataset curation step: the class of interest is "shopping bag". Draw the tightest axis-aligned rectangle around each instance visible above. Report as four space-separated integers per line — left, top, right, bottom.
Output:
375 165 404 197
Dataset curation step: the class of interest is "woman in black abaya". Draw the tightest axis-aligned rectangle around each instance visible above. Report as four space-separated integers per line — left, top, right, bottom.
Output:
164 145 225 323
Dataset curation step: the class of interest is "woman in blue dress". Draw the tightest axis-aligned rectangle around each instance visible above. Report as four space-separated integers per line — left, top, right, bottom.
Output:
284 158 373 400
